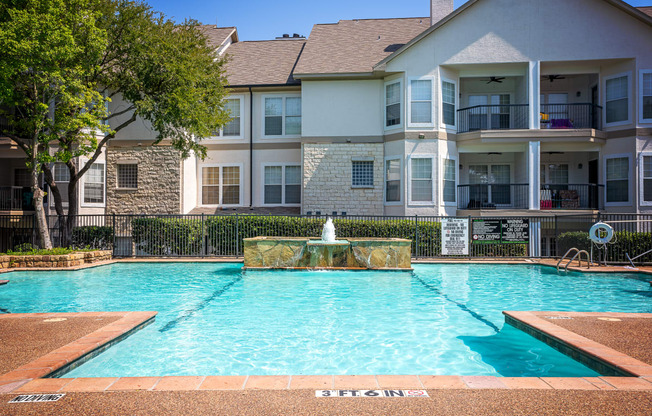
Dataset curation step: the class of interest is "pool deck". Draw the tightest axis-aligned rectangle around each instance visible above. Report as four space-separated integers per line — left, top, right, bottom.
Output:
0 310 650 414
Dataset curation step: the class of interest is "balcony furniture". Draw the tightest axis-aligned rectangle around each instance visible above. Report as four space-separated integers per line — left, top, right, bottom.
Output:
558 190 579 209
550 118 573 129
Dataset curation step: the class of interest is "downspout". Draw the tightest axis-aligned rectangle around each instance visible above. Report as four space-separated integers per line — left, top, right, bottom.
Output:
249 86 253 209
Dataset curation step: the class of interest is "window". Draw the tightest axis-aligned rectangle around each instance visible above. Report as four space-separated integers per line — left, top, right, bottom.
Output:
53 163 70 183
117 164 138 189
606 156 629 203
385 159 401 203
410 157 433 203
640 71 652 122
409 79 432 125
83 163 104 205
264 165 301 205
642 154 652 204
222 98 241 136
264 96 301 136
14 168 30 187
605 74 629 124
545 164 569 184
352 160 374 187
442 80 456 127
53 163 70 204
385 81 401 127
468 164 511 205
443 158 456 203
201 165 241 205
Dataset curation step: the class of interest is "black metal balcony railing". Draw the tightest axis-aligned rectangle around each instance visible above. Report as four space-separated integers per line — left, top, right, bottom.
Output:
0 187 26 211
457 184 529 210
540 184 604 210
539 103 602 130
457 104 529 134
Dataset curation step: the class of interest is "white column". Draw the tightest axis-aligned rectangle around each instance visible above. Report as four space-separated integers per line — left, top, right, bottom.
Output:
528 141 540 210
528 61 540 130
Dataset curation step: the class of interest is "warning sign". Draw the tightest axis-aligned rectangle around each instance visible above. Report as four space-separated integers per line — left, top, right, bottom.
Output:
441 218 469 255
472 219 529 244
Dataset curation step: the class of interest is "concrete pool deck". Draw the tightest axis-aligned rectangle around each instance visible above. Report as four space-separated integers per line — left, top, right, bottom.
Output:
0 310 651 414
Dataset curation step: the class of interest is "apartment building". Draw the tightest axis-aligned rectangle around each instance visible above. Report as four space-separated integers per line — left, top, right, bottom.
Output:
1 0 651 219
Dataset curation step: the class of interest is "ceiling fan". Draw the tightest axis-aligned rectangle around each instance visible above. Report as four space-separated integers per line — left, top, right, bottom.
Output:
545 75 566 82
486 76 505 84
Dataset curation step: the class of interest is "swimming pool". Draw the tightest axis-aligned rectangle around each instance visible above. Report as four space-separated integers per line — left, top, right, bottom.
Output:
0 263 649 377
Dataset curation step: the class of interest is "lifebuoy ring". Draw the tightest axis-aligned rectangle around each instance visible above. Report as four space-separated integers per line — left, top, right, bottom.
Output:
589 222 613 244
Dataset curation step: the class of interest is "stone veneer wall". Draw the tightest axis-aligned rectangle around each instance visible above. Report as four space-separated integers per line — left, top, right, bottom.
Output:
0 250 112 268
106 146 181 214
302 143 384 215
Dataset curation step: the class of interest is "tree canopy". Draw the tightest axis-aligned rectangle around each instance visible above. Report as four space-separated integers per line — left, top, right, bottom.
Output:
0 0 231 247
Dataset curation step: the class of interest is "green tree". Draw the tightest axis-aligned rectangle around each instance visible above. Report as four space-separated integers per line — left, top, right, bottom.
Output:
0 0 230 247
0 0 109 248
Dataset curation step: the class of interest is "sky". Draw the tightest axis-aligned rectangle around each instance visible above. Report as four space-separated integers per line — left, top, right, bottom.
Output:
147 0 651 41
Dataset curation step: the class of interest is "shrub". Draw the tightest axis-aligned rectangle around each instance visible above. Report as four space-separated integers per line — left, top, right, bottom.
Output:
557 230 652 263
131 217 202 256
71 226 113 250
2 247 94 256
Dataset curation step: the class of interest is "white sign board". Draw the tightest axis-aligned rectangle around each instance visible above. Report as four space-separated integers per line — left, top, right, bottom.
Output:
441 218 469 255
316 390 429 398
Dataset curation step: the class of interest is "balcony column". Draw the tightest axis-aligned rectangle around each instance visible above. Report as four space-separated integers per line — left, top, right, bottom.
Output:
528 61 540 130
528 141 540 210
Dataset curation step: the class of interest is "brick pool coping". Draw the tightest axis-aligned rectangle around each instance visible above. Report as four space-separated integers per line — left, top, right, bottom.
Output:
0 311 156 393
504 311 652 378
0 311 650 394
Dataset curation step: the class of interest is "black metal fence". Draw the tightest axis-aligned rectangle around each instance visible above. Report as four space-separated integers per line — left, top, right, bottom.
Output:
458 184 529 210
457 104 529 134
540 103 602 130
2 213 652 263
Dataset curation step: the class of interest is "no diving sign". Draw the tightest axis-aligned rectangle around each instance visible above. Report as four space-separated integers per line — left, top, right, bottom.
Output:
316 390 429 398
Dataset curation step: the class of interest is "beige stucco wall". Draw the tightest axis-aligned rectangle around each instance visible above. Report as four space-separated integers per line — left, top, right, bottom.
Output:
302 80 384 138
302 143 384 215
106 146 181 214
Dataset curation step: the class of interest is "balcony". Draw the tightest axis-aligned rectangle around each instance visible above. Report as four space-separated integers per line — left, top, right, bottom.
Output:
0 186 32 211
540 184 603 210
539 103 602 130
458 184 529 210
457 104 529 134
456 103 603 134
457 183 603 211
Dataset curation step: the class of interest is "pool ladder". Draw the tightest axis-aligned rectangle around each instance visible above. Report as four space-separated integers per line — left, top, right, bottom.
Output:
556 248 591 272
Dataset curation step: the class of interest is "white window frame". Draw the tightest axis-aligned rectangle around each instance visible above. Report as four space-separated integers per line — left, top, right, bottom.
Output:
604 153 631 207
407 154 435 206
441 156 457 207
52 163 70 207
260 163 302 207
261 93 301 138
440 77 457 131
80 160 106 208
639 70 652 124
467 163 514 207
199 163 244 207
540 163 569 185
639 152 652 206
603 72 632 127
384 156 403 206
210 94 245 139
384 78 403 131
116 161 138 190
407 76 435 128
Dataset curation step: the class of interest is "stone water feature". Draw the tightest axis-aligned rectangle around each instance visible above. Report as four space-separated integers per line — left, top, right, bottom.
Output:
243 218 411 270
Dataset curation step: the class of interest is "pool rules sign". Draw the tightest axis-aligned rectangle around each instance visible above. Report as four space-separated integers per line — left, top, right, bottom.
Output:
441 218 469 255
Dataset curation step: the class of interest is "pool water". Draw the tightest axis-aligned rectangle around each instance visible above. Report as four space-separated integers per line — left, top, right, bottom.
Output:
0 263 649 377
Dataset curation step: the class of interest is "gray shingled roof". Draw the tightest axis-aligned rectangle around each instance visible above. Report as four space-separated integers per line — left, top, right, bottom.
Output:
224 39 306 86
294 18 429 75
198 26 237 49
638 6 652 17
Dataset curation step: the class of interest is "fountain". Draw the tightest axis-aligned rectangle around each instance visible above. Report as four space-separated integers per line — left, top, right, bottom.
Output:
243 218 411 270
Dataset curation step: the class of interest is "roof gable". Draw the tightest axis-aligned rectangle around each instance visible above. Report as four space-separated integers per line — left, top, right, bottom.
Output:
376 0 652 69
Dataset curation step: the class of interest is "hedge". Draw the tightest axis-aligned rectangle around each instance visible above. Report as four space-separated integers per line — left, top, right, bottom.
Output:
129 215 531 257
71 226 113 250
557 230 652 263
